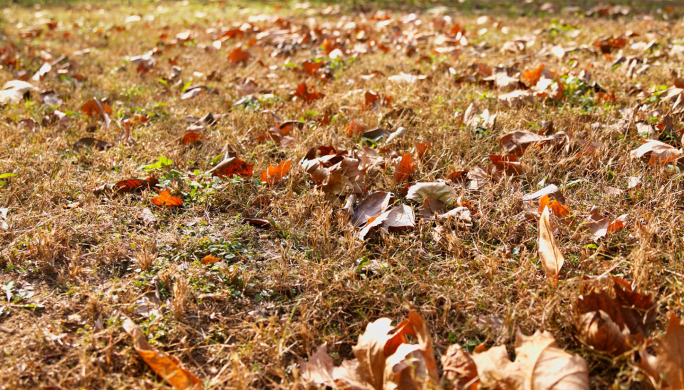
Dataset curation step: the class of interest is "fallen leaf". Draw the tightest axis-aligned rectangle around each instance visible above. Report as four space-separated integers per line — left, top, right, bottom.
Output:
114 177 159 195
295 83 324 103
441 344 478 389
499 131 547 156
538 206 564 281
639 313 684 389
630 139 683 165
73 137 112 152
207 157 254 179
261 159 292 185
181 131 204 145
406 182 458 204
123 318 201 390
383 203 415 232
227 46 249 64
352 191 393 227
202 255 221 264
151 190 183 207
472 330 589 390
587 213 628 241
81 98 113 117
577 277 655 356
0 80 38 104
522 184 565 205
243 218 271 228
538 195 569 217
417 197 446 221
393 154 416 183
498 90 533 108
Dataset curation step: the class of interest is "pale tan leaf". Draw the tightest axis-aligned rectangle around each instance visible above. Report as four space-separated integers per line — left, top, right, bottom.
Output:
538 206 564 281
406 182 458 204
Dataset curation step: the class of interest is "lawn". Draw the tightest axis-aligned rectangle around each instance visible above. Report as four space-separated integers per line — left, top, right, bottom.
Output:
1 1 684 389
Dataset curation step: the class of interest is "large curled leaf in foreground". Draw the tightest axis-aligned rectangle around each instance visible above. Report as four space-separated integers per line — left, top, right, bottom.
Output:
123 318 201 390
472 330 589 390
639 313 684 389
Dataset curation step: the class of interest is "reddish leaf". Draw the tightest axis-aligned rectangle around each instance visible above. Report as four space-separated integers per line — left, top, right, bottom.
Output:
294 83 324 103
209 158 254 179
114 177 159 195
302 60 322 75
538 195 569 217
414 141 432 158
393 153 417 183
227 47 249 64
181 130 204 145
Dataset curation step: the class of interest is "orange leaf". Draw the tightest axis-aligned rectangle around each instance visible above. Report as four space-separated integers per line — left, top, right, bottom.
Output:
82 99 113 117
181 130 204 145
123 318 201 390
151 190 183 207
393 153 417 183
538 195 569 217
261 159 292 185
227 47 249 64
521 64 545 87
202 255 221 265
210 158 254 179
414 141 432 158
345 119 366 137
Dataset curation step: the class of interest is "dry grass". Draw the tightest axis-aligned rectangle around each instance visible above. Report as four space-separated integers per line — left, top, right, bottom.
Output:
1 1 684 389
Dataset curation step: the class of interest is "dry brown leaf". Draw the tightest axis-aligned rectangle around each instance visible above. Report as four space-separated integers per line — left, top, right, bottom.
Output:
441 344 478 389
352 191 393 228
639 313 684 389
630 139 683 165
472 330 589 390
418 197 446 221
576 277 655 356
122 318 201 390
499 131 546 156
538 206 564 281
202 255 220 265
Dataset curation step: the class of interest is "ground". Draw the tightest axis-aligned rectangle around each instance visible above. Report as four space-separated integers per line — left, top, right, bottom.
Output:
1 0 684 389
